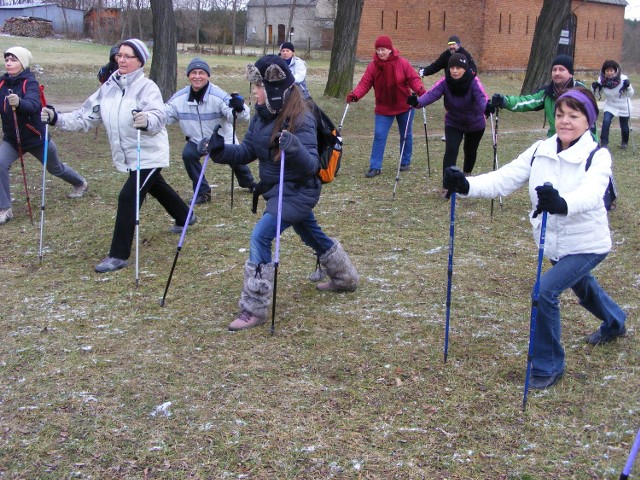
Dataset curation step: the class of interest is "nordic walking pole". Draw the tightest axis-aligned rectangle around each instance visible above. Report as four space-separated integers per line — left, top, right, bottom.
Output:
522 182 551 411
422 107 431 177
7 90 33 224
338 103 349 134
160 153 210 307
489 110 503 220
392 108 413 199
443 168 459 363
625 95 636 154
271 125 288 336
620 427 640 480
132 110 142 288
38 85 49 262
230 100 239 211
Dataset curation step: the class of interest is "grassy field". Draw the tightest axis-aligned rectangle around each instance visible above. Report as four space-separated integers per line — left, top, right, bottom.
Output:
0 37 639 479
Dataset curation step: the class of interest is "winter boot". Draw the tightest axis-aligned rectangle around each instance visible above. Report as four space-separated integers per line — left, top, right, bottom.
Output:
308 255 327 282
229 261 275 331
316 240 359 292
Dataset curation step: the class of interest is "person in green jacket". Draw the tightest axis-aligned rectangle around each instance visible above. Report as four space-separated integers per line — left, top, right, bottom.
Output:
491 55 589 138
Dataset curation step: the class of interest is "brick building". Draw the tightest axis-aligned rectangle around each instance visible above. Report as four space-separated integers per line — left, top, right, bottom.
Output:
356 0 627 71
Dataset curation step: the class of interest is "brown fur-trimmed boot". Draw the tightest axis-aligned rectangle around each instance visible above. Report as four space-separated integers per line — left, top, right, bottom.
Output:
316 240 359 292
228 261 275 331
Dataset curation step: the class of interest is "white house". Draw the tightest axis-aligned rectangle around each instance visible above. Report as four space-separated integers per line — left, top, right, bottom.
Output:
246 0 336 50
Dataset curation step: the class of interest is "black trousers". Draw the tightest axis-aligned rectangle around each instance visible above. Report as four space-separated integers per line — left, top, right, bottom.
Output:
443 125 485 174
109 168 189 260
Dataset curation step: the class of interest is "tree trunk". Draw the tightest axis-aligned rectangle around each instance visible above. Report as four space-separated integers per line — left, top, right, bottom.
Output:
286 0 296 43
261 0 268 55
324 0 364 98
521 0 572 94
149 0 177 102
230 0 238 55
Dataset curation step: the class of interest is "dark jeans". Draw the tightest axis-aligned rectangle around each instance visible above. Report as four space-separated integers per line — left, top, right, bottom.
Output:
600 112 629 146
443 126 485 175
182 141 255 197
110 168 189 260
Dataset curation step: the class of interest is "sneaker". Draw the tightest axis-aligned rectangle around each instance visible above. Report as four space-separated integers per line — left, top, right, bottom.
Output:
95 257 128 273
170 213 198 234
228 310 265 331
365 168 381 178
586 325 626 345
620 142 628 150
67 180 88 198
530 370 564 390
0 207 13 224
194 192 211 204
399 164 410 172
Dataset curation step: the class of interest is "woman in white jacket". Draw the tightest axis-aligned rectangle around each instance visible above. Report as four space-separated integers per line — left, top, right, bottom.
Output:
41 39 192 274
592 60 634 150
443 87 627 390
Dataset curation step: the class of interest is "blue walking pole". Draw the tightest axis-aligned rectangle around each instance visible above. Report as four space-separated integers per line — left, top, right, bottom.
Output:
620 427 640 480
271 144 286 336
522 182 551 411
160 153 210 307
443 168 459 362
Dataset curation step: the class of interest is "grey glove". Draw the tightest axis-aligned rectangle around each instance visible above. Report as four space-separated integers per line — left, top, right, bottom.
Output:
41 106 58 125
6 93 19 107
132 111 148 130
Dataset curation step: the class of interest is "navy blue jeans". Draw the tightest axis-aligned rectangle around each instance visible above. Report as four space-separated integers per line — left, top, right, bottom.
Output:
249 211 334 264
600 111 630 146
532 252 626 377
369 109 414 170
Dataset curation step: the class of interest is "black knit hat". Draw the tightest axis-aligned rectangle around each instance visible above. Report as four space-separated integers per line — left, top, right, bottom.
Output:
246 54 295 114
186 57 211 77
448 52 468 70
448 35 461 45
280 42 295 52
552 54 574 75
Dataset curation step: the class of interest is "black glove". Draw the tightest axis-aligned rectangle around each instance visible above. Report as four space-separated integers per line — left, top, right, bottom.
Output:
484 100 496 117
533 184 567 218
229 93 245 113
591 81 601 91
406 94 419 108
491 93 506 109
443 166 469 196
208 125 225 156
621 79 631 92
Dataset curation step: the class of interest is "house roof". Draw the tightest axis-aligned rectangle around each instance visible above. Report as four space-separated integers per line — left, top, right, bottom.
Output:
247 0 316 6
586 0 627 5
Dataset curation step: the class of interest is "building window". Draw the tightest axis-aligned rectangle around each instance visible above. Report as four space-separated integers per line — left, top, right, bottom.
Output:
526 15 529 35
594 21 597 39
395 10 399 29
586 21 590 38
499 13 502 33
381 10 384 29
509 13 512 34
443 11 446 31
606 23 609 40
427 11 431 31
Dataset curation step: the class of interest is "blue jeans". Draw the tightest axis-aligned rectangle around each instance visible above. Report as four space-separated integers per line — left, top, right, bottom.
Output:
532 253 626 377
600 111 630 146
369 109 414 170
249 211 334 264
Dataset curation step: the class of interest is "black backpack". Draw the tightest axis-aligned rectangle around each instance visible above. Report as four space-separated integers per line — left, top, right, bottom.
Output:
308 101 342 184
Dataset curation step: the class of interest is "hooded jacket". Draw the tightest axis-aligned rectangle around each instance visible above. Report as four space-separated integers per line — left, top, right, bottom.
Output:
214 105 320 224
0 68 45 150
423 46 478 76
465 130 612 261
596 73 634 118
351 48 426 116
165 82 250 145
55 67 169 172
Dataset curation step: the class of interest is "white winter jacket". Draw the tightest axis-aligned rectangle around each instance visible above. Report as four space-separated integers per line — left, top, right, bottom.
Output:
288 56 309 96
465 131 612 261
56 67 170 173
165 82 250 145
597 74 634 117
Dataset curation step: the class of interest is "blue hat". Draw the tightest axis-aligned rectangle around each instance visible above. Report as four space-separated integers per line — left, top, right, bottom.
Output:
187 57 211 77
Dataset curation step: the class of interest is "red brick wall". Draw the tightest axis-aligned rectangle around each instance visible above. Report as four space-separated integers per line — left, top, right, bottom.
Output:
357 0 624 72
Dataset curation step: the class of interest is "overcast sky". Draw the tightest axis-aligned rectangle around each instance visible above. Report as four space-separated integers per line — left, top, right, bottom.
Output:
626 0 640 20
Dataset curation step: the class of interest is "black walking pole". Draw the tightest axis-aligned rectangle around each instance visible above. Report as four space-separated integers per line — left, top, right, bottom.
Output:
625 95 636 154
230 99 239 211
392 109 413 199
8 90 33 224
422 107 431 177
160 153 210 307
443 167 460 362
522 182 551 411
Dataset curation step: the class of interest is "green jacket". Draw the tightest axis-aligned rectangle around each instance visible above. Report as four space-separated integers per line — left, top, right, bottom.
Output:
502 79 591 138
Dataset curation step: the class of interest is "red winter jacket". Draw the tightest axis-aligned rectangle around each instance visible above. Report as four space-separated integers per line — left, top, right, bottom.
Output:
352 49 426 116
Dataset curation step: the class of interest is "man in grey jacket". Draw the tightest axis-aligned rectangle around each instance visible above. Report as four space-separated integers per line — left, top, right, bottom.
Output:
165 58 257 204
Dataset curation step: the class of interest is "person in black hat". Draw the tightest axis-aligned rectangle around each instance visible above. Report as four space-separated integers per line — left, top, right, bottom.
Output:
491 54 590 138
206 54 359 331
165 57 256 204
418 34 477 77
279 42 310 99
97 45 119 84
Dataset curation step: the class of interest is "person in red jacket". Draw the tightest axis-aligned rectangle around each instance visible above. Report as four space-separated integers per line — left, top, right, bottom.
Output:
346 36 426 178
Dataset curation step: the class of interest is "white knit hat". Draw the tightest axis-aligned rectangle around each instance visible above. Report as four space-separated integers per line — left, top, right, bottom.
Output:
5 46 32 69
120 38 150 66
